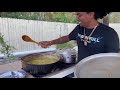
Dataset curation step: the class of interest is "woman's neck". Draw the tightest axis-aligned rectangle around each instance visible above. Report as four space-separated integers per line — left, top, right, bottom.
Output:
85 20 99 29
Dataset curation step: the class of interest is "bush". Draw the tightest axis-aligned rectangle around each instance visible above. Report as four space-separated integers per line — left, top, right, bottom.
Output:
0 33 16 58
56 41 76 49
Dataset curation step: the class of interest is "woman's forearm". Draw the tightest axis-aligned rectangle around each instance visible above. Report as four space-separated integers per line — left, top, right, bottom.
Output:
51 35 70 45
38 35 70 48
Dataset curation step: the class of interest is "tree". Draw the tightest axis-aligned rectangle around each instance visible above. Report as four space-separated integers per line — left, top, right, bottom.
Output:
0 12 77 23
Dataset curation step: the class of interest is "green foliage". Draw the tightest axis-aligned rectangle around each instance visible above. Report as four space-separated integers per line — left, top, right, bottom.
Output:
0 12 41 20
109 12 120 23
0 33 15 58
56 41 76 49
1 12 120 23
54 13 67 22
53 12 77 23
0 12 77 23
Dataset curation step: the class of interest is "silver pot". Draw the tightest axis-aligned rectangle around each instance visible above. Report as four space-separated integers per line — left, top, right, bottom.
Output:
75 53 120 78
58 49 77 64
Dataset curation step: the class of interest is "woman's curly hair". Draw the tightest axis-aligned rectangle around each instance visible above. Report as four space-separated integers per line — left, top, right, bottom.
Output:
94 12 111 19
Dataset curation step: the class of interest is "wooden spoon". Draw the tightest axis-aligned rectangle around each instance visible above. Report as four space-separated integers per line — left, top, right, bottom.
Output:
22 35 48 48
22 35 39 44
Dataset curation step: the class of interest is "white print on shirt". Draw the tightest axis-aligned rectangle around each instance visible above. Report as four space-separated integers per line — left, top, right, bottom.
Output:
77 33 103 44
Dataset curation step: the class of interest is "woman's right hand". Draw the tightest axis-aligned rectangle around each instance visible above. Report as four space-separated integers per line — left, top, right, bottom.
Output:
38 41 53 48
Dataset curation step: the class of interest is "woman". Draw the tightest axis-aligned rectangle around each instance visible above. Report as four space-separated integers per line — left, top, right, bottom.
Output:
38 12 119 62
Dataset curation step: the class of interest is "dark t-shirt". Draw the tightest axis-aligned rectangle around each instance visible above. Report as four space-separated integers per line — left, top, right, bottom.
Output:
69 23 119 61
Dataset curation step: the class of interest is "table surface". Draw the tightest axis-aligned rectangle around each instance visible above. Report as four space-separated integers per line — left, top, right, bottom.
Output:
0 61 34 78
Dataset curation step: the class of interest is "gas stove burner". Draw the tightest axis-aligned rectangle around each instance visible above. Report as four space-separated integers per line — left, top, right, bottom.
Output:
30 73 49 78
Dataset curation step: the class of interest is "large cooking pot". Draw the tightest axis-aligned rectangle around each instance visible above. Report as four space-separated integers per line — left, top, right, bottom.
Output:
75 53 120 78
21 52 60 75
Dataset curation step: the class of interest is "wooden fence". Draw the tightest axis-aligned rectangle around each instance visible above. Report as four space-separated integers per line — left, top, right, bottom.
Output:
0 17 77 53
0 17 120 53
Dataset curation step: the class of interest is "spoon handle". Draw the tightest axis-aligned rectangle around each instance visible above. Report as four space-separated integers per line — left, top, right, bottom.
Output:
32 40 39 44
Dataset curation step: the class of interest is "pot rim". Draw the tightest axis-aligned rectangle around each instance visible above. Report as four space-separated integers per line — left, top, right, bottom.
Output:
21 52 60 65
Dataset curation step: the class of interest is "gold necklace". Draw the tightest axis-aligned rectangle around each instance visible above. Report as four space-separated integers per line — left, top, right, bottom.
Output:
84 24 99 46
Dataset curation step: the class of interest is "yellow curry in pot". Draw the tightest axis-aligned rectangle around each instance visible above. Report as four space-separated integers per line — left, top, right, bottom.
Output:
26 57 59 65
